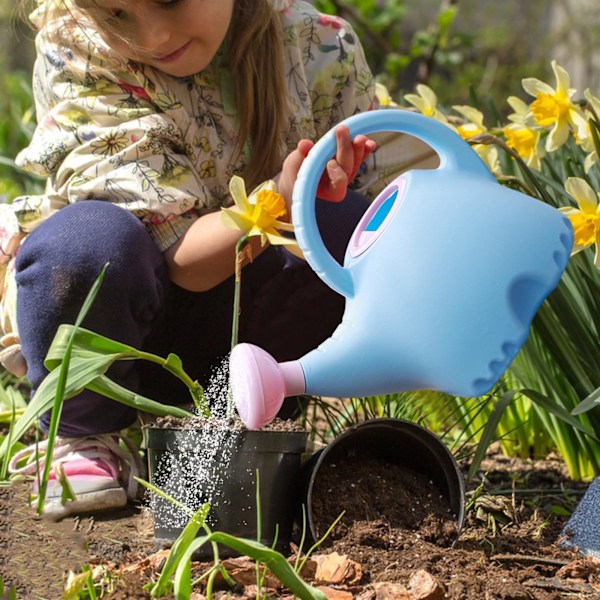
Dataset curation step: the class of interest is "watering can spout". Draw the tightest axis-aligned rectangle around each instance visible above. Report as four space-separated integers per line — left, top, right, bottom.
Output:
229 344 306 430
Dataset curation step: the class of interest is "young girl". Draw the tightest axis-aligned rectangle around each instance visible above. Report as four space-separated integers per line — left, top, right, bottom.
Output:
2 0 432 517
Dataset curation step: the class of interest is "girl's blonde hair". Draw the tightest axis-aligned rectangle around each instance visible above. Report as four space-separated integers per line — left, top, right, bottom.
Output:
227 0 289 187
25 0 290 188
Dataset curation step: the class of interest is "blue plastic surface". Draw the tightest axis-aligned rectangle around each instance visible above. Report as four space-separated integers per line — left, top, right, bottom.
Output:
291 109 574 399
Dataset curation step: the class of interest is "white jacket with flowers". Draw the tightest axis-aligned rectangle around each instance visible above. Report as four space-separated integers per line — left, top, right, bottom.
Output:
0 0 434 338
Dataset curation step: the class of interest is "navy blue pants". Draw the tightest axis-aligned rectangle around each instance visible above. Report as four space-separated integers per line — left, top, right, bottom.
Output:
15 194 368 436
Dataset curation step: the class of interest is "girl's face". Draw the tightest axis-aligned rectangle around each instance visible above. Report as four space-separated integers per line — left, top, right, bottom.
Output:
82 0 235 77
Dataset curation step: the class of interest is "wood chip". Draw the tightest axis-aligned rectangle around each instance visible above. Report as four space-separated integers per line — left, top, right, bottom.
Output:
313 552 363 585
316 585 354 599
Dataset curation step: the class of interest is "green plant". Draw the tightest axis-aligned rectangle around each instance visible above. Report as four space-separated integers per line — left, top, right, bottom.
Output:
0 575 17 600
138 476 329 600
0 70 43 199
0 264 201 514
314 0 465 97
398 61 600 480
303 392 426 444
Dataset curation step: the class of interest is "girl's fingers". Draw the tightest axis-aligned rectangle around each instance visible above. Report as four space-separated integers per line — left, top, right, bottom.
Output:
297 139 314 158
334 125 354 176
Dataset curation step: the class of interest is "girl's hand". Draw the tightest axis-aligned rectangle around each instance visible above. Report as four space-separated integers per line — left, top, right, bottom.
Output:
278 125 376 213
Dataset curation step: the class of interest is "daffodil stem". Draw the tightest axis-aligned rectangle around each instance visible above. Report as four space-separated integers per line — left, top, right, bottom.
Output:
228 233 250 419
230 233 250 352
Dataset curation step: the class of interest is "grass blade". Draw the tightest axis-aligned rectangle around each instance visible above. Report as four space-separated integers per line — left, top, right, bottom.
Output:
467 391 515 481
37 263 110 513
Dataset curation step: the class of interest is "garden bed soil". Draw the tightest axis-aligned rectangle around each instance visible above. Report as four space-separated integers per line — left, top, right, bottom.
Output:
1 444 598 599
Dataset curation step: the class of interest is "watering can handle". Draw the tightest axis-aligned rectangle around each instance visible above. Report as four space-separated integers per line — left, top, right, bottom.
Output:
291 109 493 298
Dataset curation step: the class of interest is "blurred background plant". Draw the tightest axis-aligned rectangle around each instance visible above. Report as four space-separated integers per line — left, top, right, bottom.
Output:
2 0 600 483
314 0 600 109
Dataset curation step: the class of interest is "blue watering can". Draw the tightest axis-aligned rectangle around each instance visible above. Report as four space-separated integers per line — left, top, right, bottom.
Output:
230 110 574 429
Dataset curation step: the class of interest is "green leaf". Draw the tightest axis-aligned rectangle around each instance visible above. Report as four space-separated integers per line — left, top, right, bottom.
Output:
38 263 111 512
164 353 184 371
45 325 140 369
86 376 193 418
150 503 210 597
0 353 117 462
522 388 598 440
467 391 515 481
571 385 600 416
176 533 327 600
589 118 600 160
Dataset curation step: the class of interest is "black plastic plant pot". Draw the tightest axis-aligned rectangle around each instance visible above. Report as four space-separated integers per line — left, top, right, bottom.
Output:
145 426 307 557
300 418 465 547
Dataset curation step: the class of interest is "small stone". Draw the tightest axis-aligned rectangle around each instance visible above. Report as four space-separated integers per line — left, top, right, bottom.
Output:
372 582 411 599
409 569 445 600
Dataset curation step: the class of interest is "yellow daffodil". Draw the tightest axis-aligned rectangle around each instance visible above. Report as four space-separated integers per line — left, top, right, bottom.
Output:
559 177 600 267
375 83 399 108
506 96 537 128
221 175 303 255
223 175 304 348
473 143 501 175
404 84 449 125
451 105 500 174
521 60 587 152
451 105 487 140
503 96 542 169
503 125 542 170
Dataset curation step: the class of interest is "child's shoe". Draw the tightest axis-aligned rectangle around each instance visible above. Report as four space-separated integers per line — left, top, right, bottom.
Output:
8 434 144 519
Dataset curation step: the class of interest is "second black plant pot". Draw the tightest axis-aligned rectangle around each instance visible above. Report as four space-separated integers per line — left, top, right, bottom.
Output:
145 426 307 557
299 418 465 547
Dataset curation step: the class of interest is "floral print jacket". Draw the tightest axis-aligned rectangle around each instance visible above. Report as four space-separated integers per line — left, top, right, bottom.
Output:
0 0 433 336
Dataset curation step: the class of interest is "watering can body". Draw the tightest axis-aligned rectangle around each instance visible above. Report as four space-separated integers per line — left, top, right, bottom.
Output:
230 109 574 429
299 167 572 398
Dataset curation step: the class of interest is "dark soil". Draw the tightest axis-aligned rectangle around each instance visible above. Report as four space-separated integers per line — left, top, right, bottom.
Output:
149 414 306 432
1 444 599 599
310 456 459 547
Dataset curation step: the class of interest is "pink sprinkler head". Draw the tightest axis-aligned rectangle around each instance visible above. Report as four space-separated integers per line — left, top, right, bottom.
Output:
229 343 306 429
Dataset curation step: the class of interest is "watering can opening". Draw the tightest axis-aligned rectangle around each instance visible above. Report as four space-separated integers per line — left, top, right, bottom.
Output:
230 344 305 430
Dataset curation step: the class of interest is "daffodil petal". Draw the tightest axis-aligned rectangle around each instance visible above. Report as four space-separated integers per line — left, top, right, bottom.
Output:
522 78 554 98
229 175 251 213
249 179 277 198
375 83 395 107
273 220 295 232
584 88 600 112
565 177 599 213
551 60 572 96
404 94 427 113
569 108 589 139
507 96 529 116
559 206 578 217
585 152 598 173
221 207 253 232
546 121 569 152
452 105 485 127
416 84 438 107
264 229 296 246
